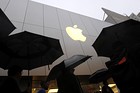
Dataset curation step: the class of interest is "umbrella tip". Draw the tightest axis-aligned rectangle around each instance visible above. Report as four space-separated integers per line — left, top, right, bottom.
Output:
87 55 92 59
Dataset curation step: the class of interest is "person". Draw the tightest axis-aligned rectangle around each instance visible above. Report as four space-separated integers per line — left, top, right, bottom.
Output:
0 65 29 93
101 80 114 93
45 63 83 93
56 68 84 93
106 42 140 93
37 81 48 93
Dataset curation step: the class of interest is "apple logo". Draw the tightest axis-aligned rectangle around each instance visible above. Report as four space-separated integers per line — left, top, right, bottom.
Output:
66 25 86 42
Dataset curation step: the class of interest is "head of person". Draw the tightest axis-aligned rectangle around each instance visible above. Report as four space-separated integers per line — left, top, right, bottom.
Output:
65 68 75 74
8 65 23 77
69 68 75 73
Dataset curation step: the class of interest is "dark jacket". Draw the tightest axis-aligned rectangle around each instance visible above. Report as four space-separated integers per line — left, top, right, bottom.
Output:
57 70 83 93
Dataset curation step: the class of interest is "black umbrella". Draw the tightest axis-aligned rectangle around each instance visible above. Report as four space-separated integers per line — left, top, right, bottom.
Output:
0 31 63 73
89 68 111 84
92 19 140 58
46 55 92 82
0 8 16 38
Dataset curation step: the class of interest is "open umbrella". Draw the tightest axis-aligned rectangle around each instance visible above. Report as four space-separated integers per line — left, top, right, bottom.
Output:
0 8 16 38
0 31 63 74
92 19 140 58
46 55 92 82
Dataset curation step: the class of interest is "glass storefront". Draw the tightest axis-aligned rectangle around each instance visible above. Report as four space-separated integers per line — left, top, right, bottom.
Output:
31 76 119 93
0 76 119 93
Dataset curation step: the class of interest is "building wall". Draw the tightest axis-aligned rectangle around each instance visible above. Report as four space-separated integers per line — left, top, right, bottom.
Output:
0 0 112 76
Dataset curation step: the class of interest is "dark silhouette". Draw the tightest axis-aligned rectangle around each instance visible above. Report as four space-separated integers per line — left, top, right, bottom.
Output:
56 68 83 93
0 65 29 93
106 43 140 93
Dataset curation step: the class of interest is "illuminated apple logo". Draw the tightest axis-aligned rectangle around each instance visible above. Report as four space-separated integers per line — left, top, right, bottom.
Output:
66 25 86 42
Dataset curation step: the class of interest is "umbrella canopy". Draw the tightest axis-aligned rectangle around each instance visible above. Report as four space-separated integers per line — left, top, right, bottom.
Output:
0 8 16 38
92 19 140 58
0 31 63 70
64 55 92 70
46 55 92 82
89 68 111 84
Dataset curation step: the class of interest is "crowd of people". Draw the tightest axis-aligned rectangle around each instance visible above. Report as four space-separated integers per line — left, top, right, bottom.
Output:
0 42 140 93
